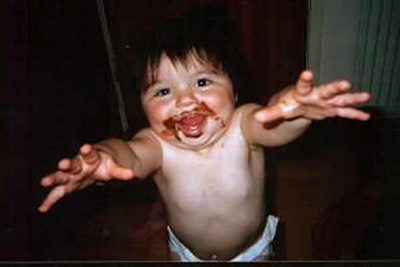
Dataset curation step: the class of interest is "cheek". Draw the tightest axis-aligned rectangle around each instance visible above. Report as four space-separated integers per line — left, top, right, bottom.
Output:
146 101 169 125
203 91 235 113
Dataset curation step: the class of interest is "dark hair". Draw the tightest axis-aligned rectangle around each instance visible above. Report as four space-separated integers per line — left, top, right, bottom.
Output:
133 5 254 105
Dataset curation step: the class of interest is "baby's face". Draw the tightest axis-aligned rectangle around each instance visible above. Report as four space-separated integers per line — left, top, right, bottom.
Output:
141 53 236 150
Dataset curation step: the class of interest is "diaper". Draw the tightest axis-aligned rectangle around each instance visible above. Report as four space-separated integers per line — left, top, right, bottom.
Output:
167 215 279 262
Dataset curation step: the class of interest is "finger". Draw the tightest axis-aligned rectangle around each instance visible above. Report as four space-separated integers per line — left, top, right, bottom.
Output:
327 92 370 106
254 105 285 123
80 144 100 165
304 107 337 120
41 172 70 187
40 175 55 187
296 70 314 95
38 186 67 213
336 107 370 121
319 81 351 100
58 157 82 175
58 158 73 171
110 166 135 180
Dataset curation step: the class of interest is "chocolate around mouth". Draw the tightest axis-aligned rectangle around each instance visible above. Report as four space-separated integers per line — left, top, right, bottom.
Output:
162 102 223 138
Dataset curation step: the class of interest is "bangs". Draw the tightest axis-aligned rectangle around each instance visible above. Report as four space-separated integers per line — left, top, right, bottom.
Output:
133 5 253 104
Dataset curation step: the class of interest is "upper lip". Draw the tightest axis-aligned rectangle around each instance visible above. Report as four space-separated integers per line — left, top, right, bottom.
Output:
177 107 209 120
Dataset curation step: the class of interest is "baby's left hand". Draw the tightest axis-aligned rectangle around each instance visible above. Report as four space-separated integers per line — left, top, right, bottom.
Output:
254 70 371 123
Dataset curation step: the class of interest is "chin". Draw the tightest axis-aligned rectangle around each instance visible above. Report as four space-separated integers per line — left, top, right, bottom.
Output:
176 132 217 150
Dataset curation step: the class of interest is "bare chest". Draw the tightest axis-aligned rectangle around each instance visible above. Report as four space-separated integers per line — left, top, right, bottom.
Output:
157 134 264 213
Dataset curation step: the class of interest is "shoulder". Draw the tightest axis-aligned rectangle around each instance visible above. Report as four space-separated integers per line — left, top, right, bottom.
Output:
132 127 159 141
229 103 262 131
130 128 162 151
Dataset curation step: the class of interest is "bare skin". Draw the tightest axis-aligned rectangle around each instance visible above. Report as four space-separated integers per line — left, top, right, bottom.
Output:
39 53 370 261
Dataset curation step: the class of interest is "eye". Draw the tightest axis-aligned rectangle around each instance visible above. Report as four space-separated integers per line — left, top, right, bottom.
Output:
196 78 211 87
155 88 170 97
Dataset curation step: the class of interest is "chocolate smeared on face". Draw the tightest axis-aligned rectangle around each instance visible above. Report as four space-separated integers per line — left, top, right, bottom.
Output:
162 102 224 138
162 117 179 137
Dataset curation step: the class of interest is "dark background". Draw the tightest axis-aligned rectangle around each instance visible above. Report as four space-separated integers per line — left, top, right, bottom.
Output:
2 0 399 261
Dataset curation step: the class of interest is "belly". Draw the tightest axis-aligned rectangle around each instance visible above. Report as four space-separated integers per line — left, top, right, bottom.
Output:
163 177 266 260
156 142 267 259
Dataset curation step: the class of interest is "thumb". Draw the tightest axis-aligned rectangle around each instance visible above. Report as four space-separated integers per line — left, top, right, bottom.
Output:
110 165 135 180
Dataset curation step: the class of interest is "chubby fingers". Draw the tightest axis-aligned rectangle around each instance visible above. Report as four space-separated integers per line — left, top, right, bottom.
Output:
40 172 67 188
317 80 352 101
59 157 81 174
336 107 370 121
296 70 314 95
38 185 66 213
39 144 98 188
323 87 370 121
40 157 81 187
79 143 101 165
255 71 314 123
297 71 353 102
327 91 370 106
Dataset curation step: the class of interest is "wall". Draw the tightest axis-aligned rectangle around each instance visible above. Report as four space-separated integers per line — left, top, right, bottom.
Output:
307 0 400 259
308 0 400 115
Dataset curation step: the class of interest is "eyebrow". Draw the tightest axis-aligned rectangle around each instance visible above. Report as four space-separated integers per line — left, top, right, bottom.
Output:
144 80 162 92
142 74 159 92
196 69 220 75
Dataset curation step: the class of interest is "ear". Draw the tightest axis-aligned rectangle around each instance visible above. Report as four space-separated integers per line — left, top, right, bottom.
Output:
234 91 238 103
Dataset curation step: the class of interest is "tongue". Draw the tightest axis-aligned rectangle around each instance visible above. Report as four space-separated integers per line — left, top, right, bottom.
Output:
178 115 206 137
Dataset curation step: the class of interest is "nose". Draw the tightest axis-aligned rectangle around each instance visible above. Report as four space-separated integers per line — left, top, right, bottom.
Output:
176 89 198 108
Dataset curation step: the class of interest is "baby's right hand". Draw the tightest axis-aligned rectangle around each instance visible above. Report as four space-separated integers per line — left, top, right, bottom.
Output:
38 144 134 213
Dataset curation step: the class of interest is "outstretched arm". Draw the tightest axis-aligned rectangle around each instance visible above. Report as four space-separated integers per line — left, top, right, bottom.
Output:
241 70 371 147
38 128 162 212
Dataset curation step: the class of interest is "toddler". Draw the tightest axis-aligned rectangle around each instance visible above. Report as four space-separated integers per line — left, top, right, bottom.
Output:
39 7 370 261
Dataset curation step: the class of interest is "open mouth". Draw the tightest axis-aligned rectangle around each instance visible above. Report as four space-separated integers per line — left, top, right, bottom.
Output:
176 113 207 138
162 102 218 139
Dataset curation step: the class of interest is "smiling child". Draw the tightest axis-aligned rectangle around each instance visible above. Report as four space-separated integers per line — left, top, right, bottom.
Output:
38 6 370 261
